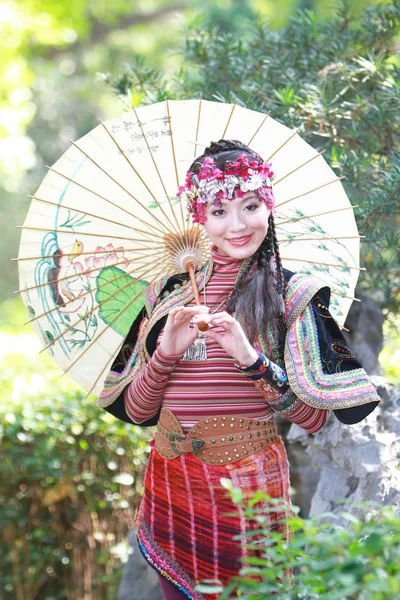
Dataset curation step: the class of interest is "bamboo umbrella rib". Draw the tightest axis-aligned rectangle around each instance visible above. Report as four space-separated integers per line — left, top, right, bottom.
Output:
17 248 167 296
246 113 270 147
39 255 166 355
29 195 166 241
165 100 187 240
279 235 364 242
125 107 180 237
221 102 237 139
23 258 138 323
15 224 170 246
130 106 170 202
15 232 189 266
25 252 168 326
19 255 136 297
98 119 180 236
266 128 300 162
331 292 361 302
60 268 163 376
69 139 179 237
276 176 345 208
194 99 203 159
279 256 365 270
85 356 116 399
276 205 358 226
340 326 350 332
165 100 180 191
13 245 171 262
46 166 169 237
273 150 326 186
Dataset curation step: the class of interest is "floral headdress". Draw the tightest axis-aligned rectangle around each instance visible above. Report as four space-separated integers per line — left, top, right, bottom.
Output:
177 153 275 224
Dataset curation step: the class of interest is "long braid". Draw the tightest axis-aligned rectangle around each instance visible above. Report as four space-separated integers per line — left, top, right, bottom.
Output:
226 252 257 315
267 213 287 357
269 213 285 303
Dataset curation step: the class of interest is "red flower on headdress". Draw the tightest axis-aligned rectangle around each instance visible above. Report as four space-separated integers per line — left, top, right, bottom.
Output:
177 151 275 223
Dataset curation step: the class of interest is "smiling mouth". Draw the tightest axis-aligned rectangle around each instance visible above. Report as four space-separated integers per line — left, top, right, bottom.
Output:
227 234 253 245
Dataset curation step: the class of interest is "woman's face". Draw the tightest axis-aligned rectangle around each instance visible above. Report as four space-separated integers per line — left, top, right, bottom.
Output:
202 191 270 258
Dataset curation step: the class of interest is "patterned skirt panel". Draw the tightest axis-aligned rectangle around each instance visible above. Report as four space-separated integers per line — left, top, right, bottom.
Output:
136 436 294 600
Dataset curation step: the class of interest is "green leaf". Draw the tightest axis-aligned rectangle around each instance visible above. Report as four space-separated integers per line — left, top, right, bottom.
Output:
96 267 147 336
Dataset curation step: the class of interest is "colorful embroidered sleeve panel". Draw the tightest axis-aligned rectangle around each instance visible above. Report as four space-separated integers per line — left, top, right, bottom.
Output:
283 273 381 415
237 272 380 427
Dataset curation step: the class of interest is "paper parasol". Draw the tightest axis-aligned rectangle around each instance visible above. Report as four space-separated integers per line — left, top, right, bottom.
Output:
16 99 363 397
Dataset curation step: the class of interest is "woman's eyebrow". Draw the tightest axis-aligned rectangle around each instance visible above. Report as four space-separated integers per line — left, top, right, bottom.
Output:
214 195 259 206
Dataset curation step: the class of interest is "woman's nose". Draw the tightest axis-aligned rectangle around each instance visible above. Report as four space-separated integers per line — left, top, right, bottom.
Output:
229 213 247 232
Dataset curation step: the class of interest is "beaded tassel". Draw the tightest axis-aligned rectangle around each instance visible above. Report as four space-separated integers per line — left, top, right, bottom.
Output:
182 335 207 361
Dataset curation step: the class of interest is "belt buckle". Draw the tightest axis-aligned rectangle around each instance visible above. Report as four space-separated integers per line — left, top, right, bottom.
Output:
168 431 205 454
168 431 186 454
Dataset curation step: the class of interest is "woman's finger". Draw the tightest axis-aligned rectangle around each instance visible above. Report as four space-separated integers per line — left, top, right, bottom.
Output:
192 311 232 325
202 329 223 342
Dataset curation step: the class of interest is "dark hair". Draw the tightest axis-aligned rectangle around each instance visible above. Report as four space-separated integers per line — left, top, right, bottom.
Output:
189 139 285 344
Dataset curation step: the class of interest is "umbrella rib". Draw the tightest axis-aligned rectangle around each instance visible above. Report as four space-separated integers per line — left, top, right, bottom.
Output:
46 166 168 237
17 249 166 296
98 119 180 235
276 205 358 226
69 138 178 236
19 255 135 297
266 128 301 162
194 98 203 159
165 99 187 240
276 176 345 208
279 235 364 242
279 256 366 270
38 255 166 354
16 224 168 245
60 269 163 377
85 356 116 399
273 151 326 186
331 292 361 302
246 113 270 148
24 252 168 325
132 102 184 242
221 102 237 139
130 105 171 206
13 245 169 262
28 195 166 240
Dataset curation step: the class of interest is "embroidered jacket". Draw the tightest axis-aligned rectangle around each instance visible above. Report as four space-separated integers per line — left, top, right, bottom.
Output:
97 260 381 426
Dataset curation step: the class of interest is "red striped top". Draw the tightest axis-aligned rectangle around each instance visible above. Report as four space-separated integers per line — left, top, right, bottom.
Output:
124 246 327 434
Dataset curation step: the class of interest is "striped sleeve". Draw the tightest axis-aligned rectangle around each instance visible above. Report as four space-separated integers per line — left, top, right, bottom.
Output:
124 347 181 424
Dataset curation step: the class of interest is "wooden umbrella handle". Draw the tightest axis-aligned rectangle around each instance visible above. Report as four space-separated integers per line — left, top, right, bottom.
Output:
186 263 209 331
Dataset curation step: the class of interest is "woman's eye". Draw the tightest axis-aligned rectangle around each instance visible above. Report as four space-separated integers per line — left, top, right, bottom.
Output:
211 209 225 216
245 204 258 211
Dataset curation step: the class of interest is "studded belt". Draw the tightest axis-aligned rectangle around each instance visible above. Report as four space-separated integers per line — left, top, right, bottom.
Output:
154 407 279 466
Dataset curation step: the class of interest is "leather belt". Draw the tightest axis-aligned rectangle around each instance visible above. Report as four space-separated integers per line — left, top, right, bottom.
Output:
154 407 279 466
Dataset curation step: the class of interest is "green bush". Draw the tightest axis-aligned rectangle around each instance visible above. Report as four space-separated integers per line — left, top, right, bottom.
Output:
0 331 152 600
195 481 400 599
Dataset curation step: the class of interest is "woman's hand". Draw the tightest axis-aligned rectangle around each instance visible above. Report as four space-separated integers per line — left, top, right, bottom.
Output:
160 305 210 357
191 311 258 366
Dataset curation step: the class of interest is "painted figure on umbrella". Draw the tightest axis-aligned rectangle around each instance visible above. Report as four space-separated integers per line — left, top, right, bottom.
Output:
98 140 381 600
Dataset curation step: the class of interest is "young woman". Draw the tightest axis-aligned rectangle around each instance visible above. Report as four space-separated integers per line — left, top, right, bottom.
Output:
98 140 381 600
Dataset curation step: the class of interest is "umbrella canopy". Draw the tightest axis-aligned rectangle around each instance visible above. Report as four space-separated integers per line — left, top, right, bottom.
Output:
17 99 362 397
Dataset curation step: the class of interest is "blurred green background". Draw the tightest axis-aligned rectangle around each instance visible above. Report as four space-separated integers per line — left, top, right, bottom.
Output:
1 0 399 598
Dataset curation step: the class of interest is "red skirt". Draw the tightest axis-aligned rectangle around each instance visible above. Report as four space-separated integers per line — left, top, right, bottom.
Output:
136 434 294 599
